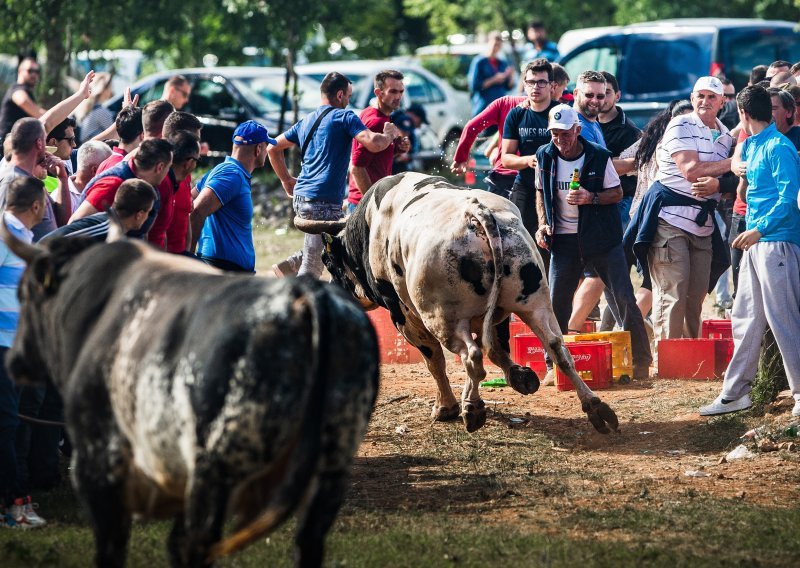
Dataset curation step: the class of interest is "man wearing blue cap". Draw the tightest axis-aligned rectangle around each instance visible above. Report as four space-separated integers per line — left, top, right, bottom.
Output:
189 120 276 273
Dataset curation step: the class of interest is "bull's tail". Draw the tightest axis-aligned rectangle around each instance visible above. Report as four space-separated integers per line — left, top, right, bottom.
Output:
208 280 331 562
470 199 504 355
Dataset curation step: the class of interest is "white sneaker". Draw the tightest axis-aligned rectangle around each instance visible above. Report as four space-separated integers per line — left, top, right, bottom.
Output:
699 394 752 416
9 496 46 529
792 399 800 417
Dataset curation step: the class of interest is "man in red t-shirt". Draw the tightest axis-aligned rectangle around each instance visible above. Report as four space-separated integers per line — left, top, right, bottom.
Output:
96 105 143 173
164 131 201 253
347 70 408 212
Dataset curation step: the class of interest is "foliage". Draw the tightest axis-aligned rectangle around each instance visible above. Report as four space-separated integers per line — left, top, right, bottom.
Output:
751 328 789 405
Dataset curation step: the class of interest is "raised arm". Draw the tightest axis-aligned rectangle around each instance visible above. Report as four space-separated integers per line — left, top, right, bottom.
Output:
40 71 94 135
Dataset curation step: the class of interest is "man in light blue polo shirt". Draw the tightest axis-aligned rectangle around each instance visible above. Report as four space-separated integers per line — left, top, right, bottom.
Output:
190 120 276 273
268 71 399 278
700 85 800 417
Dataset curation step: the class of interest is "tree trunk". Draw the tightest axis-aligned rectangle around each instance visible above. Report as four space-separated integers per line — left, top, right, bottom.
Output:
42 3 67 107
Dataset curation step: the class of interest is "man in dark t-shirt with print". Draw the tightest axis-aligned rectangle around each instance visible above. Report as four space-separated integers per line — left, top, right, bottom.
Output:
501 58 558 237
0 57 46 141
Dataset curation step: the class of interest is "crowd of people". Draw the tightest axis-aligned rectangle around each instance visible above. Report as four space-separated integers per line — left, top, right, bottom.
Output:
0 30 799 531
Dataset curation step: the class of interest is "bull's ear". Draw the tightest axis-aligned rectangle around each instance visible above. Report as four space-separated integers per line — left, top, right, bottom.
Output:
30 255 57 295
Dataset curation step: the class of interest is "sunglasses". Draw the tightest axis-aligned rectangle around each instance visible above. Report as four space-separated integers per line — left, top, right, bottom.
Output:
56 136 76 143
27 68 41 74
581 92 606 100
724 94 736 99
186 156 200 164
524 79 551 89
176 88 190 98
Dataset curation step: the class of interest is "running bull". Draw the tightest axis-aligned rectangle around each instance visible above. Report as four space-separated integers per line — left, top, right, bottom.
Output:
1 225 379 567
320 172 618 434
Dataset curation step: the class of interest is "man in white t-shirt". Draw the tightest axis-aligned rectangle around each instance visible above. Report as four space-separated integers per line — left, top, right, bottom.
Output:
534 104 652 382
649 76 733 343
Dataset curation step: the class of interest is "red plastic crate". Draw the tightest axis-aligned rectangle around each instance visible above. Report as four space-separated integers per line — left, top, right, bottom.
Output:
509 318 531 340
581 320 596 333
657 338 730 380
702 319 733 339
512 333 547 373
367 308 424 364
555 341 613 392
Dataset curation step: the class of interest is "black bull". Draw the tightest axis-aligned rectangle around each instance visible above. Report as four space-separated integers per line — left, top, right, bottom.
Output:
2 232 379 568
321 172 619 434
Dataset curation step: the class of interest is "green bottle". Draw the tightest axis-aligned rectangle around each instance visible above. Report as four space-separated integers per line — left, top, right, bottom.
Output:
569 168 580 191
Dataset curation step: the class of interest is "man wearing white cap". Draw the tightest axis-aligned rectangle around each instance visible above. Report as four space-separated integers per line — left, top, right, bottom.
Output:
643 76 734 347
534 104 652 381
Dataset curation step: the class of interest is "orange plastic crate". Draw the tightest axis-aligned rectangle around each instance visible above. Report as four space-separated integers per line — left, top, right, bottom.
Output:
702 319 733 339
366 308 424 364
657 338 730 379
512 333 547 373
555 341 613 391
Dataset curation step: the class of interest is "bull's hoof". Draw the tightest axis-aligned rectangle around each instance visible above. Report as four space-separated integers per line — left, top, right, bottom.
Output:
507 365 540 395
581 397 620 434
432 403 461 422
461 400 487 433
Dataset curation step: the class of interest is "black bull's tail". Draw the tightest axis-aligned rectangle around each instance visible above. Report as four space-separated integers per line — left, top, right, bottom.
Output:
208 280 334 561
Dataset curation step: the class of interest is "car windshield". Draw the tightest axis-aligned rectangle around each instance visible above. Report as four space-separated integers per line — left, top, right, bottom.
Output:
231 74 319 116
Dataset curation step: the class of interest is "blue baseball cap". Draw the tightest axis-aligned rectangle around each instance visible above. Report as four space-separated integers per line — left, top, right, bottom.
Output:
232 120 277 146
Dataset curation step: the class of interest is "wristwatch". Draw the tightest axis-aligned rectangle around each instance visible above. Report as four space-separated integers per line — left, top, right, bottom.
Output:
591 193 600 206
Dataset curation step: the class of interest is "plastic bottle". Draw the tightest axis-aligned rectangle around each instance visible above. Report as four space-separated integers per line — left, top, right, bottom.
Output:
569 168 581 191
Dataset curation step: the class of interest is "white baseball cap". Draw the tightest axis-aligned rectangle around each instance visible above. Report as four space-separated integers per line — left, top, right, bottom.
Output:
548 104 579 130
693 76 724 96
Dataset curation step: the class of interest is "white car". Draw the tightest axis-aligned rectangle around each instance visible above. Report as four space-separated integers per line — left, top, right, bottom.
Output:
296 60 470 159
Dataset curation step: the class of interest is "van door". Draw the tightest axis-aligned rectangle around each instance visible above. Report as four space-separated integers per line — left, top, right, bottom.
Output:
620 33 711 102
719 27 800 89
560 38 624 93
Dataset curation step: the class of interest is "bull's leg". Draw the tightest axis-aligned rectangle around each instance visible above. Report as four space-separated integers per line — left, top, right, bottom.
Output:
487 322 539 396
398 323 459 421
444 319 487 433
518 307 619 434
294 471 349 568
71 445 132 568
178 460 230 567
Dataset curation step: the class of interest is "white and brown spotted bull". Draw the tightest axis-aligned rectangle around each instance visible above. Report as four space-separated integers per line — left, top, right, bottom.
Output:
320 172 618 434
1 225 379 567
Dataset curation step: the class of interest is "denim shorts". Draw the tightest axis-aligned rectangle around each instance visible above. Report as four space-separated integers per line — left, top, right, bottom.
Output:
293 195 344 221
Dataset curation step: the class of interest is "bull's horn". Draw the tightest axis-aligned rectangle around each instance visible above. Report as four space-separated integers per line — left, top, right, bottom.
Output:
105 207 125 243
292 216 347 235
0 215 42 263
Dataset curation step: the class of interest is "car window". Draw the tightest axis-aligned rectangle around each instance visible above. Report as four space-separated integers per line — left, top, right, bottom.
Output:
721 29 800 90
562 45 619 91
404 71 444 104
136 80 166 106
188 77 240 117
231 75 318 116
624 37 709 98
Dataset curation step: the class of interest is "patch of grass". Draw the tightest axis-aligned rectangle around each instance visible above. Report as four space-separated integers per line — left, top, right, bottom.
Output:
8 502 797 567
253 225 306 274
752 329 789 406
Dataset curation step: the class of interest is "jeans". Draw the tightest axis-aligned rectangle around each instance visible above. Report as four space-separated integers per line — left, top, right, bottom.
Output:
0 347 19 506
713 210 733 305
728 211 747 295
618 195 633 234
16 381 63 495
547 235 652 368
484 171 515 200
293 195 344 278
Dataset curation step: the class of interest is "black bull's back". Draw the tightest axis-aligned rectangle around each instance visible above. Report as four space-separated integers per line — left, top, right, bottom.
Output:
7 238 380 566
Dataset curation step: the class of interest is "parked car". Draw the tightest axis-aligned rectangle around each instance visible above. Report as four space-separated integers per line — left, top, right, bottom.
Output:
296 60 470 163
559 19 800 103
414 42 525 91
104 67 320 158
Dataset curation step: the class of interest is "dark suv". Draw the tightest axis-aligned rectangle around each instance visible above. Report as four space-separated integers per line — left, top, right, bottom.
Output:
559 19 800 110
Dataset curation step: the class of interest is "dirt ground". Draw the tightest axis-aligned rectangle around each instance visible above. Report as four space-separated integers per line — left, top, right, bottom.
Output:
350 359 800 532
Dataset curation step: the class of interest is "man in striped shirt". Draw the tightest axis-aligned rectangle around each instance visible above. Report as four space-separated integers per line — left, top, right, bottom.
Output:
0 177 48 528
649 76 733 343
41 179 156 244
